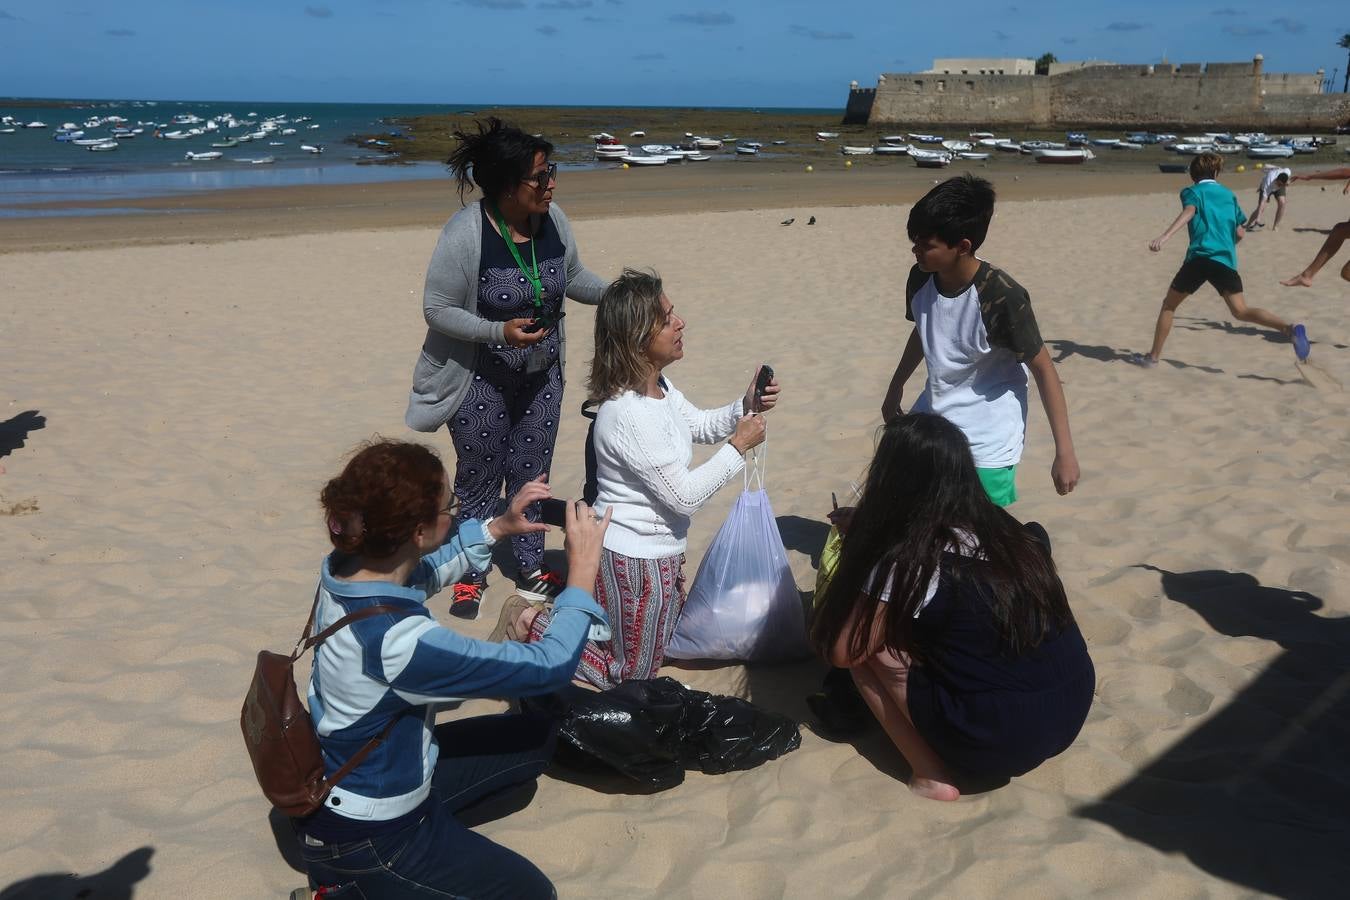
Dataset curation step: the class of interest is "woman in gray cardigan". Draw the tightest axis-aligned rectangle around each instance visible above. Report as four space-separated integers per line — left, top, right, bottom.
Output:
405 118 606 618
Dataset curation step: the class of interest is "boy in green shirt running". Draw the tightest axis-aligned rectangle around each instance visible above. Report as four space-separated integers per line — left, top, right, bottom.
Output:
1131 152 1309 367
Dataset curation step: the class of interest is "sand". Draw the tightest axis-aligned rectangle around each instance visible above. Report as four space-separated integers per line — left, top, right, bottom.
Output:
2 173 1349 898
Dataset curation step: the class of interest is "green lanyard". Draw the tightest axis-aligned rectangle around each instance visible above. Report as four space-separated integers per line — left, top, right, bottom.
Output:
490 203 544 313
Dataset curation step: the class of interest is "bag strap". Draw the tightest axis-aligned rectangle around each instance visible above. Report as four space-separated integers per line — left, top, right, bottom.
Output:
292 587 409 660
744 435 767 492
289 588 418 802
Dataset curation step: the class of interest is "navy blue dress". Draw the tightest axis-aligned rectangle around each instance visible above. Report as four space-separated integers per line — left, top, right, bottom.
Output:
905 554 1095 778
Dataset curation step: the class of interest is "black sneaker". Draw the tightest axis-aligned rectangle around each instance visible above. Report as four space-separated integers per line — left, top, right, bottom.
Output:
449 581 484 619
516 567 565 603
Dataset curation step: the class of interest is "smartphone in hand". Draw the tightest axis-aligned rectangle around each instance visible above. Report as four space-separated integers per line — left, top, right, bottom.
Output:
540 498 568 527
753 364 774 412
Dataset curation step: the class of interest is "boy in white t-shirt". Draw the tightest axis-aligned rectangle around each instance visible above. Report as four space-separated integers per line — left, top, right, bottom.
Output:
881 175 1079 504
1243 167 1291 232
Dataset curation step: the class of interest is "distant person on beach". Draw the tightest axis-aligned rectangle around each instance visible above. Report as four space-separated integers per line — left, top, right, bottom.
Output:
1133 152 1310 366
1242 166 1290 232
881 174 1079 502
299 440 610 898
512 269 780 689
812 414 1094 802
1281 166 1350 288
405 117 607 620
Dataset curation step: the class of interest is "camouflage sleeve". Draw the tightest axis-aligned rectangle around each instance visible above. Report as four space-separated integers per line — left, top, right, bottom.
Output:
976 266 1043 362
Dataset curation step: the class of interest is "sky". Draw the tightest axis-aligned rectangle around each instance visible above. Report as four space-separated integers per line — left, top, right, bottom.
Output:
1 1 1347 107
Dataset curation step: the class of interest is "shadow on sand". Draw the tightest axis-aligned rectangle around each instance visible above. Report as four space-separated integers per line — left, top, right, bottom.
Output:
0 846 153 900
1077 566 1350 898
0 410 45 461
1044 339 1224 374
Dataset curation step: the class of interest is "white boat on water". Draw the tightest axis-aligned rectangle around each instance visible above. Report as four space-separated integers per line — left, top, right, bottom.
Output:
994 140 1023 153
957 151 990 160
1090 138 1120 147
816 131 840 140
735 145 759 155
879 135 908 145
1170 143 1213 155
26 121 48 128
640 144 672 154
86 141 118 151
873 144 910 155
1032 147 1095 164
841 145 874 155
1113 141 1144 150
233 156 275 164
159 130 193 140
909 133 944 144
300 144 323 154
72 137 110 146
630 131 645 138
771 140 787 145
910 148 953 168
968 131 995 139
1020 140 1066 153
185 151 223 160
687 154 712 161
594 145 628 159
1247 144 1294 159
620 155 667 166
941 140 973 152
1213 143 1243 154
693 137 722 150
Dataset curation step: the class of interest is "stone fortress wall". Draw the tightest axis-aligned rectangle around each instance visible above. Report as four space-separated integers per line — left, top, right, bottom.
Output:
843 57 1350 130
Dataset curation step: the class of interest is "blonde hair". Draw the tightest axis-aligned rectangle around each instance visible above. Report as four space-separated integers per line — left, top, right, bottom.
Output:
1189 152 1223 182
587 268 666 402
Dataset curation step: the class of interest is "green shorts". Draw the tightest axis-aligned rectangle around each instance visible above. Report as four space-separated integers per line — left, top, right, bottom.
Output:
977 465 1018 507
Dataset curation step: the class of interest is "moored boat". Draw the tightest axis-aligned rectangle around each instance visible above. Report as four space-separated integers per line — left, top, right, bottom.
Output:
873 144 910 155
910 148 953 168
1032 147 1095 164
841 145 874 155
185 151 223 160
734 145 759 155
1247 144 1295 159
620 154 667 166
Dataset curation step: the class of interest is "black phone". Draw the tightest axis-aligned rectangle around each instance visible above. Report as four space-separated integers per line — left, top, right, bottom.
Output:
522 310 566 334
540 498 568 527
753 364 774 411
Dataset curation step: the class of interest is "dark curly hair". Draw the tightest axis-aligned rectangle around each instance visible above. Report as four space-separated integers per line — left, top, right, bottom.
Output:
446 117 554 203
320 440 448 559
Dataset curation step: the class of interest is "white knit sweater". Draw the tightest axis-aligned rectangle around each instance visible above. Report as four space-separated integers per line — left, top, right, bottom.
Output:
591 379 745 559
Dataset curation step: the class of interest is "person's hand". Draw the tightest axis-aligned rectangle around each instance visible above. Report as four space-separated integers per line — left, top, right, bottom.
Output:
1148 237 1164 253
1051 452 1080 496
881 388 904 424
503 318 550 348
564 499 611 592
745 370 781 413
827 505 856 534
489 475 551 540
728 413 766 453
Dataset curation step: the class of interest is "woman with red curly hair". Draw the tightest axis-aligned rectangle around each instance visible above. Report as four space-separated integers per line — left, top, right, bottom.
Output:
298 439 610 898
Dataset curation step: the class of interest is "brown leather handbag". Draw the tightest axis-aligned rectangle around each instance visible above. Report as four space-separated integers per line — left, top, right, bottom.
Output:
241 592 411 817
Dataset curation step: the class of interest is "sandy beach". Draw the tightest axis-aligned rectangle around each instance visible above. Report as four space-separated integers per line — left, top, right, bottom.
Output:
2 169 1348 898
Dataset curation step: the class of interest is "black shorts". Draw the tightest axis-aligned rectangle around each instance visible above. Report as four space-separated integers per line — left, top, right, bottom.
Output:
1170 256 1243 295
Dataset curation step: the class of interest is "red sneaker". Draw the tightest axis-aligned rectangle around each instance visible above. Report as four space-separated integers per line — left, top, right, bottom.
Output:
449 581 484 620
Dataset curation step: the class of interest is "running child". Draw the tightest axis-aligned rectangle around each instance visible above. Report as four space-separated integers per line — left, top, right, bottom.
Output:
1243 166 1290 231
1281 166 1350 288
1132 152 1309 366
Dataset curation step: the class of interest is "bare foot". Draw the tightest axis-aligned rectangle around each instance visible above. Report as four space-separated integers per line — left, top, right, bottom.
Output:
1281 274 1314 288
909 776 961 801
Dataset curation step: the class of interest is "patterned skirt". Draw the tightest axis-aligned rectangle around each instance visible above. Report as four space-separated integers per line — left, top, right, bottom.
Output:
527 549 687 690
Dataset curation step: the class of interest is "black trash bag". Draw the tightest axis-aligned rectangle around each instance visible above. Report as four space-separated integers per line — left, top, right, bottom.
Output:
524 676 801 790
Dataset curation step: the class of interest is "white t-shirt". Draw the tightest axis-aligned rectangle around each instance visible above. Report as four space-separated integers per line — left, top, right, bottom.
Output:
590 380 745 559
1259 167 1291 197
867 531 979 615
905 261 1044 468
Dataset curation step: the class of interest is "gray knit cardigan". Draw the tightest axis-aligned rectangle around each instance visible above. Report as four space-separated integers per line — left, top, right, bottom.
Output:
405 200 606 432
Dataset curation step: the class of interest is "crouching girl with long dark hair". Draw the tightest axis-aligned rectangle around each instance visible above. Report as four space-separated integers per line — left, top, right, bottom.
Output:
812 414 1093 801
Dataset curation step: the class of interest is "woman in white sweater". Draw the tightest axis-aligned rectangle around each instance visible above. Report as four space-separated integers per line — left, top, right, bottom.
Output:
514 268 780 688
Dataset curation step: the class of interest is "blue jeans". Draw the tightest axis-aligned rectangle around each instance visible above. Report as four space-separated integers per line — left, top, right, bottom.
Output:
301 714 558 899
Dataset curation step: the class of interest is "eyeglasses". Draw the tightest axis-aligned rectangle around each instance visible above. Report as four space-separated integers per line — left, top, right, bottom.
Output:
523 163 557 190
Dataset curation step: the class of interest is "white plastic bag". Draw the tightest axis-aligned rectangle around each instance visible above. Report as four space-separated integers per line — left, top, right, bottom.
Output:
665 446 812 662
